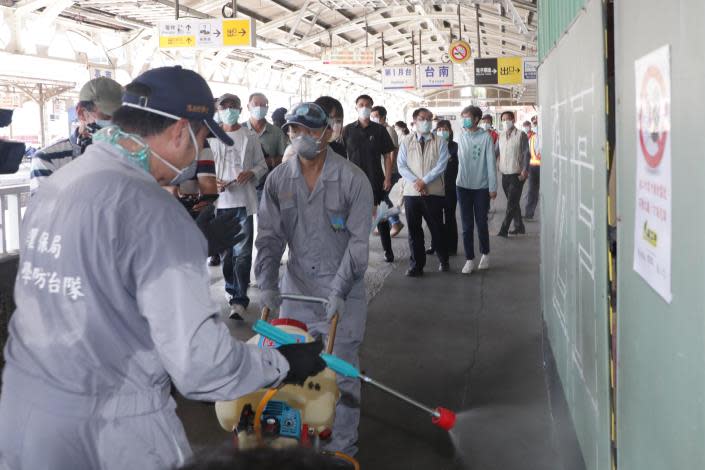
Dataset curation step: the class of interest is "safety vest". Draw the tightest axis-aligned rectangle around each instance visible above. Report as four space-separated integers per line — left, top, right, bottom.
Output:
529 133 541 167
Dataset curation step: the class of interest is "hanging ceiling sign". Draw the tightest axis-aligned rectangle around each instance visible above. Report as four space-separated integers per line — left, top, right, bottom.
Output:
158 19 256 49
382 65 416 90
88 65 115 80
522 57 538 83
497 56 523 84
473 56 535 85
322 47 375 66
0 92 22 109
473 58 498 84
419 63 453 88
448 40 472 64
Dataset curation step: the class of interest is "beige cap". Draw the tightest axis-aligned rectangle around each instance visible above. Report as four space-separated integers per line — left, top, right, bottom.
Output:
78 77 123 117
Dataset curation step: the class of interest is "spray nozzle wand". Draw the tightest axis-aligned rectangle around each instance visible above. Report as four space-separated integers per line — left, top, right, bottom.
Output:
253 320 456 431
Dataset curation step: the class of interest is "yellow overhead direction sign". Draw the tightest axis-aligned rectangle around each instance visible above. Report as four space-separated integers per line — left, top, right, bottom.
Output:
158 19 256 49
497 56 523 85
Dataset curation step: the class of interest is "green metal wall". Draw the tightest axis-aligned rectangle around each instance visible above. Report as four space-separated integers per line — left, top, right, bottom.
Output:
615 1 705 469
539 1 611 468
538 0 587 61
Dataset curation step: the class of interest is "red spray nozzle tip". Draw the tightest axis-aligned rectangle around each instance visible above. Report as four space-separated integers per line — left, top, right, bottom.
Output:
432 407 456 431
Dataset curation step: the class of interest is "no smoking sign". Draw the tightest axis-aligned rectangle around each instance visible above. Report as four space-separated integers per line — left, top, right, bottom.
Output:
449 40 471 64
638 65 670 169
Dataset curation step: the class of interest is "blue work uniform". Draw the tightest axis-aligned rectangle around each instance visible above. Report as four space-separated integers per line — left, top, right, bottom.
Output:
0 141 290 470
255 148 373 456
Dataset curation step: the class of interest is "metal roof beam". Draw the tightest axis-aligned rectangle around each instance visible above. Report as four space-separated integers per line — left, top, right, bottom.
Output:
297 6 530 48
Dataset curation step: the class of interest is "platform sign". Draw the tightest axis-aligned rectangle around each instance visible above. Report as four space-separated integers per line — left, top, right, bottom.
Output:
382 65 416 90
88 65 115 80
222 19 256 47
158 19 255 49
0 92 22 109
633 45 672 303
497 56 523 85
474 56 530 85
322 47 375 66
419 63 453 88
474 58 498 84
522 57 538 83
449 40 472 64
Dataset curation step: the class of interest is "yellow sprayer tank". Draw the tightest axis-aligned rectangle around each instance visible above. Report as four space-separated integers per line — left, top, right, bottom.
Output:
215 318 339 449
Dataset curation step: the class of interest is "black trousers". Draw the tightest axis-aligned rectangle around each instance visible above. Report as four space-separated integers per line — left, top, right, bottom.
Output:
457 187 490 260
377 217 393 258
404 195 448 271
501 173 526 233
431 160 458 255
525 165 540 218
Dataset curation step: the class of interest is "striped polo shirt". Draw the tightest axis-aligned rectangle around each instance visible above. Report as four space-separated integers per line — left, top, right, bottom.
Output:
30 131 82 194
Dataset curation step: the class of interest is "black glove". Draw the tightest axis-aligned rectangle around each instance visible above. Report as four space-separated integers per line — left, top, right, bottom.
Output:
195 204 241 257
277 340 327 386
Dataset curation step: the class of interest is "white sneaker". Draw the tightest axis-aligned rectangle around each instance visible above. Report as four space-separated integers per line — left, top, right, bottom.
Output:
461 259 475 274
229 304 246 321
478 254 490 270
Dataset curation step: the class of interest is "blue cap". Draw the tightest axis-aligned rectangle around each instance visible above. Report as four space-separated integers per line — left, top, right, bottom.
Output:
282 102 329 132
122 66 233 146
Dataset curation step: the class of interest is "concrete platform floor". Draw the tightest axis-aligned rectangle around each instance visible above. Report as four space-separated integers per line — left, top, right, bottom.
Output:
176 188 561 469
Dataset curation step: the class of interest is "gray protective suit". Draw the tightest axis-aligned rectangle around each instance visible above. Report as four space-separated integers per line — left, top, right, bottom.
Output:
0 141 290 470
255 148 373 456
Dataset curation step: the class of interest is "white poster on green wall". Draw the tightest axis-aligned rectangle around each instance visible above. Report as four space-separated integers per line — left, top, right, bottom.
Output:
633 45 672 303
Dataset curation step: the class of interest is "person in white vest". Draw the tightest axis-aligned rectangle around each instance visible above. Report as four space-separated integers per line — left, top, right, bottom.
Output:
497 110 531 237
397 107 450 276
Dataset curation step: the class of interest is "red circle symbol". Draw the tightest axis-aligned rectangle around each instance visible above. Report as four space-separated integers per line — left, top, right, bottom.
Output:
449 40 471 64
638 65 669 169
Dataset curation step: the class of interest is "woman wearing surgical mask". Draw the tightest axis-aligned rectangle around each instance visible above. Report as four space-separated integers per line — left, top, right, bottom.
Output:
395 121 410 138
427 120 459 257
314 96 346 158
456 106 498 274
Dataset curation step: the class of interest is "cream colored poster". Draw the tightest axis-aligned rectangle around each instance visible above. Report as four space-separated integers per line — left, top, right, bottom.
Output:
633 45 672 303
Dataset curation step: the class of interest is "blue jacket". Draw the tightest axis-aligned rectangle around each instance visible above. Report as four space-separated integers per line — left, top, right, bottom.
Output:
456 128 497 193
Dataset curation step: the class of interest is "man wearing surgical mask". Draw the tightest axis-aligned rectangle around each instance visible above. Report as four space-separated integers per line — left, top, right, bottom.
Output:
0 66 326 469
210 93 268 320
497 110 530 237
256 102 373 457
244 92 287 198
30 77 123 194
397 107 450 276
243 93 288 286
342 95 396 262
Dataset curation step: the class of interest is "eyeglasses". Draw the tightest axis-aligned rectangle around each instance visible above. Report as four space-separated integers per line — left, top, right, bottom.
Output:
286 103 327 121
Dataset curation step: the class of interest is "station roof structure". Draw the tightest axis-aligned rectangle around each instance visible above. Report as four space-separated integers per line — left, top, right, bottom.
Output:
0 0 537 106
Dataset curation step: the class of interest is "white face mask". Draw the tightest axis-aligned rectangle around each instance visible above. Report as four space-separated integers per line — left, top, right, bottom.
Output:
370 116 380 123
417 120 432 135
330 121 343 141
358 107 372 120
502 120 514 131
153 124 200 186
249 105 268 120
119 103 199 185
479 122 489 130
523 126 531 133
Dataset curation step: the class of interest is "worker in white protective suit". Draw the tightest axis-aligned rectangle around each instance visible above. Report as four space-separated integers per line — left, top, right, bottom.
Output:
255 101 373 457
0 66 325 470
